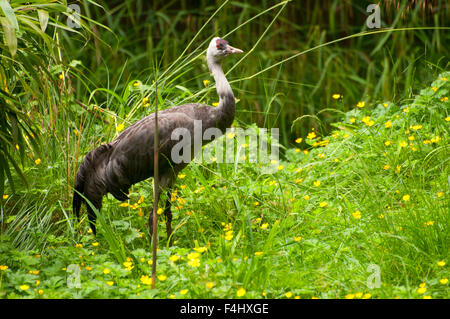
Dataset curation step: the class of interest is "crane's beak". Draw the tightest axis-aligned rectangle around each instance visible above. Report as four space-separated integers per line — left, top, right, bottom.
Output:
226 45 243 54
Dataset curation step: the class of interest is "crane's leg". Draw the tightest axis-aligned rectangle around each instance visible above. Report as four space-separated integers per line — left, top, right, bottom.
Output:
164 190 173 246
86 198 102 236
87 208 97 236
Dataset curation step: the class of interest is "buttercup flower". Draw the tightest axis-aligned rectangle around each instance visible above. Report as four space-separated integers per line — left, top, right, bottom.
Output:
236 288 246 297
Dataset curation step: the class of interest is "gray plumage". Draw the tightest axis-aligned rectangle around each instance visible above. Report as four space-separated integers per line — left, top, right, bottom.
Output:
73 37 243 239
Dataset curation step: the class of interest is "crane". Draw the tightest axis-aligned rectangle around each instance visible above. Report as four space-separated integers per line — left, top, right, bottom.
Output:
73 37 243 244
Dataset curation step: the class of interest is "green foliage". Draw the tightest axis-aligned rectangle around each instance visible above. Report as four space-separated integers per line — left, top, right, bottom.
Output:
0 72 448 299
0 0 107 199
0 0 448 299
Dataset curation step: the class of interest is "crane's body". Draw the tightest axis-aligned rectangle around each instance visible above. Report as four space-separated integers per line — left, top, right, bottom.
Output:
73 38 242 239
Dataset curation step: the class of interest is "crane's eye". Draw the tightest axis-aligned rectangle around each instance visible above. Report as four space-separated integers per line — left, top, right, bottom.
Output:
216 39 228 50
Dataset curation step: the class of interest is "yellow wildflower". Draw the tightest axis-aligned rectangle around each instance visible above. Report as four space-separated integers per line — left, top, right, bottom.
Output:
20 285 30 291
193 246 207 253
140 275 153 285
285 292 293 298
354 292 363 298
187 252 200 260
306 131 317 139
236 288 246 297
384 121 392 128
107 281 114 286
437 261 446 267
332 94 341 99
439 278 448 284
352 210 362 219
226 132 236 139
206 282 215 289
224 231 233 241
116 123 125 132
313 180 321 187
295 137 303 143
417 287 427 294
123 261 134 271
319 202 327 208
260 223 269 230
356 101 365 108
157 275 167 281
103 268 111 274
180 289 189 295
402 194 410 201
35 158 42 165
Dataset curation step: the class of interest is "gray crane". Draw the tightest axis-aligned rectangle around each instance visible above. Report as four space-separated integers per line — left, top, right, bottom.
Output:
73 37 243 243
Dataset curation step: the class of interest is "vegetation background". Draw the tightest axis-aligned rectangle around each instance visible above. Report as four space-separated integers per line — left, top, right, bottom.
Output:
0 0 448 299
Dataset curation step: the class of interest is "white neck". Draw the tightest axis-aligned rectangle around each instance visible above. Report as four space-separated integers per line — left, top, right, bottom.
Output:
207 58 234 103
206 54 236 130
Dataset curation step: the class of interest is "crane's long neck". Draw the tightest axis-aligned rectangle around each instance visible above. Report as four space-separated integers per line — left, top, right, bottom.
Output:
208 58 235 130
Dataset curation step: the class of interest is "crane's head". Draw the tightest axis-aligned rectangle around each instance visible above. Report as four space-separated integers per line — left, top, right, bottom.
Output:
207 37 243 63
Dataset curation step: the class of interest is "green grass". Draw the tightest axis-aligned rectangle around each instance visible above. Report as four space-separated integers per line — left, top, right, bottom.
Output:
0 71 448 299
0 0 449 299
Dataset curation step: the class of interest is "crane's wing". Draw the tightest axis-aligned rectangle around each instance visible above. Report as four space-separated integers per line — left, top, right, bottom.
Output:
103 104 215 198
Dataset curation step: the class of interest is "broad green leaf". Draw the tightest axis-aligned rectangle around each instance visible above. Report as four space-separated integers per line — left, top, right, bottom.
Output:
0 0 18 30
37 9 49 32
0 17 17 57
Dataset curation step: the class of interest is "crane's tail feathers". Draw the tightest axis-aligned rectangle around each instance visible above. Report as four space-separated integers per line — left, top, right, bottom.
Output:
73 167 86 222
73 187 83 221
73 143 112 219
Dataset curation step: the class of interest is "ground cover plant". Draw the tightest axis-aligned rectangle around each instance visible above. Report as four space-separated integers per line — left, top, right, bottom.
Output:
1 71 448 299
0 0 448 299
